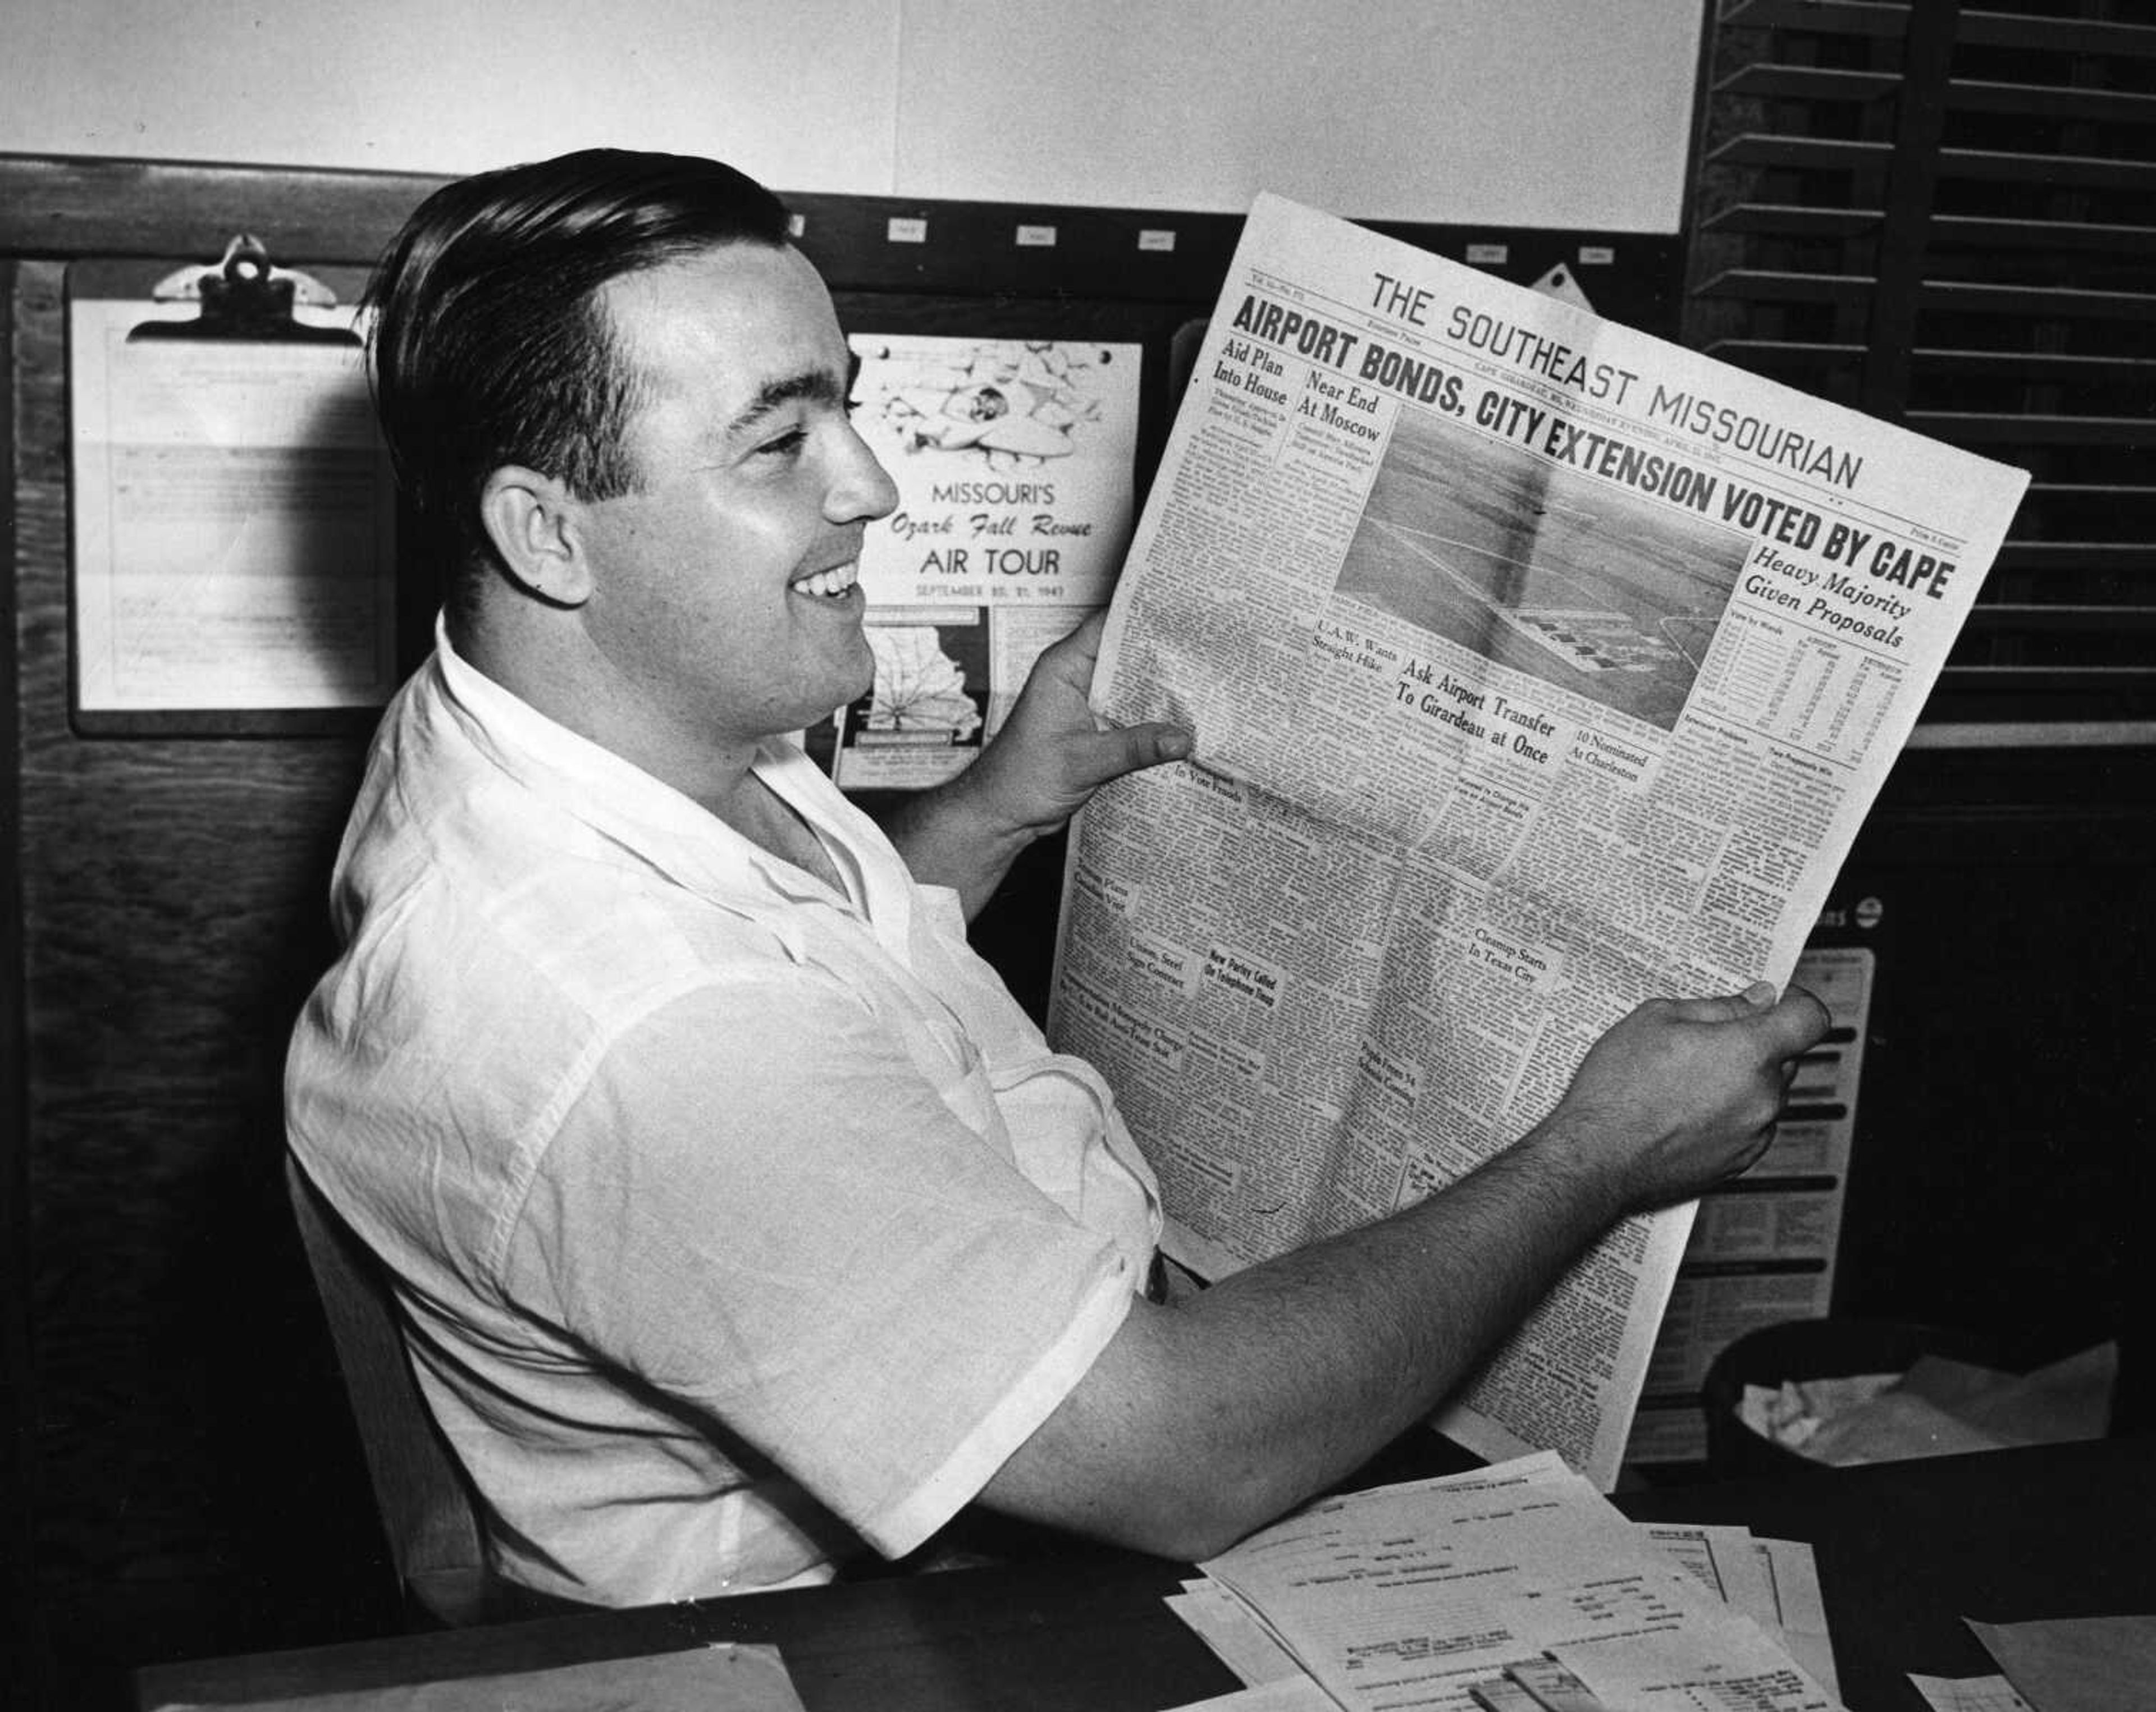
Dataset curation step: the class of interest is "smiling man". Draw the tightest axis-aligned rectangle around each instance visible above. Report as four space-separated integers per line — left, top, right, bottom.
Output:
287 149 1826 1610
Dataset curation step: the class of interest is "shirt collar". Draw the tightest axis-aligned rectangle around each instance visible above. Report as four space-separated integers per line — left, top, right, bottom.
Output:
426 616 903 937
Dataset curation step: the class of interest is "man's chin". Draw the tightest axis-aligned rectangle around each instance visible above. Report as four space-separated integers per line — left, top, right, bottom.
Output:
790 661 873 738
838 652 875 709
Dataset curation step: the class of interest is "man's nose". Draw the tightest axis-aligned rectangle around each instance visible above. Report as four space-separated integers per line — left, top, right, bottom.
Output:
829 427 899 524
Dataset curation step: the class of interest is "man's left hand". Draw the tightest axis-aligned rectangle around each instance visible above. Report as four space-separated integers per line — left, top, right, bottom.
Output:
881 610 1191 915
966 610 1193 837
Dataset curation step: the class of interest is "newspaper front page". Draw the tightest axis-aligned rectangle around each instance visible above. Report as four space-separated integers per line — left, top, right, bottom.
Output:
1047 194 2027 1486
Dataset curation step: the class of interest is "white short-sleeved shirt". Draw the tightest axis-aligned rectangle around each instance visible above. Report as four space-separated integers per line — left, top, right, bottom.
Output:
285 630 1161 1606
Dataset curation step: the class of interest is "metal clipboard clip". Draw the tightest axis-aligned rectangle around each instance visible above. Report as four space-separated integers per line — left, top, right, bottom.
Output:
131 234 357 346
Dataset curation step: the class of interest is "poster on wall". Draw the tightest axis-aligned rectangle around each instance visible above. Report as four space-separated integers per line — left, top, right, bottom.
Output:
827 333 1142 791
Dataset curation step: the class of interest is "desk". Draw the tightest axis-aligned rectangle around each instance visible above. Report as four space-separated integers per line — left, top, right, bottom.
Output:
138 1436 2154 1712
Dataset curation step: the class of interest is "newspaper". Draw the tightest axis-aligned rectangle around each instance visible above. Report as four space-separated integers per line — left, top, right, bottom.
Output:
1046 193 2027 1486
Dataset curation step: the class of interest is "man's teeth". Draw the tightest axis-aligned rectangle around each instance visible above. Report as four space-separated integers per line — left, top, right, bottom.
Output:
791 564 858 598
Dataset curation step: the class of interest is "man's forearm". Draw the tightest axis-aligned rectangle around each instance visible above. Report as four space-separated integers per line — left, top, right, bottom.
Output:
980 989 1822 1560
1157 1118 1625 1538
981 1116 1629 1558
876 773 1042 920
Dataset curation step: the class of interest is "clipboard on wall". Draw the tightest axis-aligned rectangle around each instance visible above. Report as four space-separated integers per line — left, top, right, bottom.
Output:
67 239 401 735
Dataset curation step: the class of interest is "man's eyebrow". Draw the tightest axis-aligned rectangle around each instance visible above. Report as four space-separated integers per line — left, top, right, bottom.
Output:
724 365 849 438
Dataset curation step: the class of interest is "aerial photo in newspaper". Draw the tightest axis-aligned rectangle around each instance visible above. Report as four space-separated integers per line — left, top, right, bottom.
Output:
1047 193 2027 1486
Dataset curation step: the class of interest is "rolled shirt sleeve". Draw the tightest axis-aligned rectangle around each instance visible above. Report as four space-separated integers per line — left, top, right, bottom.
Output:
505 966 1145 1566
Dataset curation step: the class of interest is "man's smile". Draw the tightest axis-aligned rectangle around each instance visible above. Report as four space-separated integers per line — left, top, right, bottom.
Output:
788 559 861 599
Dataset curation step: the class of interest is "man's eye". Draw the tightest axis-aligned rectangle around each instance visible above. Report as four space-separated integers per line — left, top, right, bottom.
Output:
755 428 807 459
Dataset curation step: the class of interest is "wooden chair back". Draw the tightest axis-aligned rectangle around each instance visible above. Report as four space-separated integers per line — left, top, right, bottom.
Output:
284 1153 491 1628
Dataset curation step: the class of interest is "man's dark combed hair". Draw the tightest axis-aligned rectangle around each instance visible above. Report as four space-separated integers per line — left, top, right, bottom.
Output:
367 148 793 610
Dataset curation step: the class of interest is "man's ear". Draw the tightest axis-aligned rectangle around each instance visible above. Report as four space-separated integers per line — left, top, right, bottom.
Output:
479 465 594 607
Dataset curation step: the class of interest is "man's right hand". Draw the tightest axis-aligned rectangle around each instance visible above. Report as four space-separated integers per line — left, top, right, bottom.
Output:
1545 982 1832 1212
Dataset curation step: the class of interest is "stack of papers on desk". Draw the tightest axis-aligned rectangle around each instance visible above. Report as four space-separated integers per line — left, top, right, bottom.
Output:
1164 1452 1841 1712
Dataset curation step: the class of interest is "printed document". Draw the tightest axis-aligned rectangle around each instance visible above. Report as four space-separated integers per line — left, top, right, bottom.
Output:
70 297 397 712
1048 193 2028 1484
1185 1457 1841 1712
